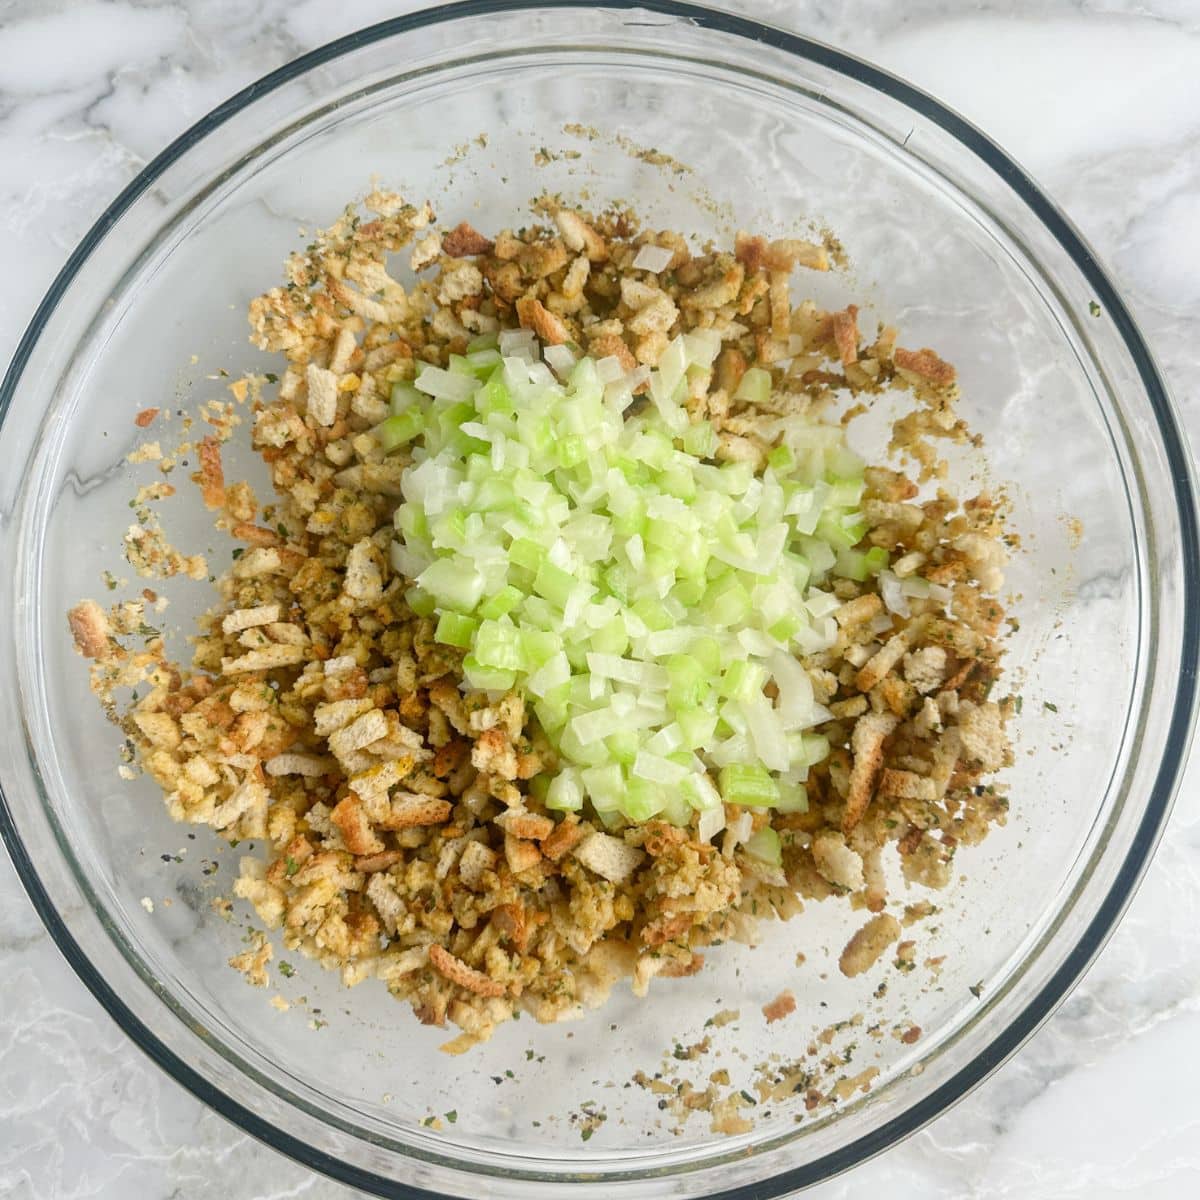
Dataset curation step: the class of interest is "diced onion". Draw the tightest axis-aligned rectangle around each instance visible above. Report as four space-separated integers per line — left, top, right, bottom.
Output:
879 569 910 616
544 343 577 376
632 243 675 272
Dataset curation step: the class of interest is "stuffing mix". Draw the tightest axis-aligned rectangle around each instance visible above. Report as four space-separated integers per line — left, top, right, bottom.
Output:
69 190 1013 1054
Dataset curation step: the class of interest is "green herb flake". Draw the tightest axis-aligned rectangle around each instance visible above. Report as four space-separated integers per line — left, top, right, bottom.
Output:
444 1110 458 1124
279 961 295 978
285 857 299 877
580 1128 593 1142
231 547 244 559
265 372 279 384
1043 700 1058 713
1088 300 1101 317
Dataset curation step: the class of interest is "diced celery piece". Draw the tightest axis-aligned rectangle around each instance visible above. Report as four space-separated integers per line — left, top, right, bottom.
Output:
720 659 768 702
631 597 672 632
557 434 587 468
767 443 795 473
417 559 485 612
660 791 692 826
534 560 578 608
718 763 780 807
776 783 809 813
434 612 478 649
509 537 547 572
465 347 503 376
479 585 523 620
521 629 560 667
405 586 436 618
476 370 513 415
581 763 624 808
624 777 664 822
591 617 629 657
689 635 722 675
466 332 499 353
703 575 751 627
474 621 526 671
605 729 641 765
396 504 429 543
659 463 698 501
676 708 718 750
864 546 889 573
534 697 569 734
462 655 515 691
671 577 706 607
681 770 722 811
682 419 718 459
733 366 772 406
667 654 707 711
834 548 870 581
376 408 425 452
769 614 805 643
602 562 633 604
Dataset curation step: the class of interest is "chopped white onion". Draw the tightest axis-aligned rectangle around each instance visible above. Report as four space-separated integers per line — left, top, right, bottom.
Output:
632 243 674 273
594 355 625 384
544 343 577 376
698 804 726 844
498 328 537 355
878 569 911 617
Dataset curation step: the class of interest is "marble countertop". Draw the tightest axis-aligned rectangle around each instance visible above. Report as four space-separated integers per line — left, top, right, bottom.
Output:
3 1 1200 1197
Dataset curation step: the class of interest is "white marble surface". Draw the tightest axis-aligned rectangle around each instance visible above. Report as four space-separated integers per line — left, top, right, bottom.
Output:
3 1 1200 1197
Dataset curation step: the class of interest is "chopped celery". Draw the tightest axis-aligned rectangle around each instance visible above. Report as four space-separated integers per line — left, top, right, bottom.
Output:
474 621 527 671
667 654 707 711
681 419 718 459
624 777 665 822
405 586 435 618
767 443 795 473
533 560 578 608
605 729 641 765
462 655 515 691
479 585 522 620
434 612 478 648
508 538 547 572
375 408 424 452
718 763 780 807
417 559 484 613
776 783 809 813
733 366 772 405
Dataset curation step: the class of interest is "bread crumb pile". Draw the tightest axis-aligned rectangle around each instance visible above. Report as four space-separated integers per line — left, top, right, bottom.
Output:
70 191 1013 1055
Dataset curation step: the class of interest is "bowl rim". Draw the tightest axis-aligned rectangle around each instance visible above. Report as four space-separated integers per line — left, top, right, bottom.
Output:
1 1 1197 1196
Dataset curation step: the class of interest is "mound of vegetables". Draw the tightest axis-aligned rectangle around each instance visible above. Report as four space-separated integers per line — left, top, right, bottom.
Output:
386 328 891 845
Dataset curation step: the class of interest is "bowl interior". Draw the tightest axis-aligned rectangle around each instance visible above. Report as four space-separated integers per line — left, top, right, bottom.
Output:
2 8 1184 1197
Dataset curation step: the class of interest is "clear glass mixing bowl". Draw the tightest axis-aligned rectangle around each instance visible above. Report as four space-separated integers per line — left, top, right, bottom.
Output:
1 3 1196 1196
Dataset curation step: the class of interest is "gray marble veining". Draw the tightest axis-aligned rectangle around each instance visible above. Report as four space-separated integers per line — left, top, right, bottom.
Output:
3 2 1200 1197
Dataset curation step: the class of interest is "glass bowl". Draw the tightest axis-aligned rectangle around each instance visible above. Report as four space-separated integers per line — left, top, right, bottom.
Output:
1 3 1196 1196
